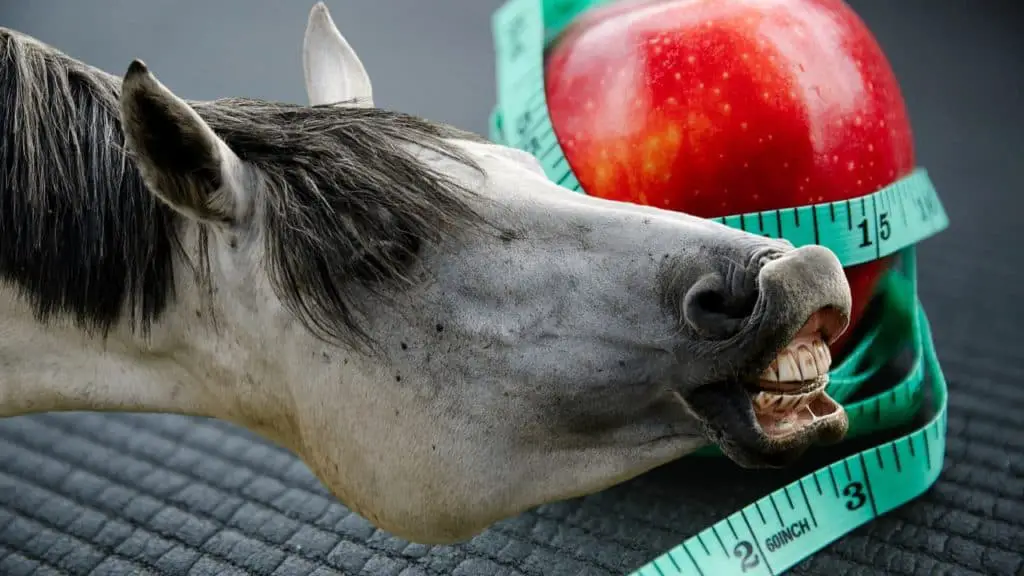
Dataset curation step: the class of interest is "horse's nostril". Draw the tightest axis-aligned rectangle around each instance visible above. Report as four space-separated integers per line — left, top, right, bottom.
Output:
695 290 726 315
683 273 757 339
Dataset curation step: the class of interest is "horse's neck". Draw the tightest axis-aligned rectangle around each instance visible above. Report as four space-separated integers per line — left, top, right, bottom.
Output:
0 282 206 418
0 261 306 453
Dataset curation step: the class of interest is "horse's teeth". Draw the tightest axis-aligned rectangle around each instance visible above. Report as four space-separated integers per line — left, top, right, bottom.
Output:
793 392 814 412
752 390 819 417
813 339 831 374
753 392 771 411
777 350 802 382
777 395 794 411
796 345 817 380
761 337 831 383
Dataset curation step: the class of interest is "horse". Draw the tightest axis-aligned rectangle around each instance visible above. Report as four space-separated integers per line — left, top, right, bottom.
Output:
0 3 852 545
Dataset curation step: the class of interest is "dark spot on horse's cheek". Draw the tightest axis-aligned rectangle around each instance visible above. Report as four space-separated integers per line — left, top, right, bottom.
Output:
572 222 593 237
571 222 594 251
395 374 402 382
618 360 626 367
435 323 444 333
400 342 408 350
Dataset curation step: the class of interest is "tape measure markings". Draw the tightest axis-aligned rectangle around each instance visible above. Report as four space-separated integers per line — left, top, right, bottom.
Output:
709 170 949 267
492 112 947 267
494 3 586 193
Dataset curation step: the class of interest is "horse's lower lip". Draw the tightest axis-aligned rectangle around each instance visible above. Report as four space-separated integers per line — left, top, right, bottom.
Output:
683 378 848 467
749 378 844 443
744 375 828 396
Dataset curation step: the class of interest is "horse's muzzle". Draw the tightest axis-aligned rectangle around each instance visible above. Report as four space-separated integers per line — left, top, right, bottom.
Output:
684 306 851 467
681 244 853 467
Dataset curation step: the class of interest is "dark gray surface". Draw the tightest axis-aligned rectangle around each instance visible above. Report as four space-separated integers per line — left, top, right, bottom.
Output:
1 1 1022 575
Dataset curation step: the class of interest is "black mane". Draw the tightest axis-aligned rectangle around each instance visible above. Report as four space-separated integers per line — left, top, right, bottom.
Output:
0 28 488 343
0 29 178 335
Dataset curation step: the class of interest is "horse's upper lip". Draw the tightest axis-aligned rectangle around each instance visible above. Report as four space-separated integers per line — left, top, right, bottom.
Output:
798 305 849 348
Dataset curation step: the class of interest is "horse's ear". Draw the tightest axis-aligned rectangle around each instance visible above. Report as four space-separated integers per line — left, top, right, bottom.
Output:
303 2 374 107
119 60 249 226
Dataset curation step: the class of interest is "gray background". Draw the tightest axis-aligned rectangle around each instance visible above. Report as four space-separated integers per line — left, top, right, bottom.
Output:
3 0 501 131
1 1 1023 575
2 0 1021 208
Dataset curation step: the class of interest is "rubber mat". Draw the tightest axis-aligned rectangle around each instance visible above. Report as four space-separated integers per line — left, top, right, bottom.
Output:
2 6 1023 576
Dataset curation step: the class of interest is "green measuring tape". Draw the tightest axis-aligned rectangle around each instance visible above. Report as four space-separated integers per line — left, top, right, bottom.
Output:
488 1 952 574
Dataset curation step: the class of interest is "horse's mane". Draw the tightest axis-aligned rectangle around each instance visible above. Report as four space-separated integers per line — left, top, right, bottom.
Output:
0 28 488 345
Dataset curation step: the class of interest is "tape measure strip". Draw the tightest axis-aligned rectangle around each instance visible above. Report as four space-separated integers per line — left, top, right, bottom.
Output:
489 0 949 269
490 1 950 574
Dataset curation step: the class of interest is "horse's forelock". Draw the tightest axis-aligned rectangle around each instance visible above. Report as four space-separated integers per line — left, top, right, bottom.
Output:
0 27 492 347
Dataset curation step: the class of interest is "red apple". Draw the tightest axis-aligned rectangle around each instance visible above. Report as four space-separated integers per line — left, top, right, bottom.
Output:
544 0 914 354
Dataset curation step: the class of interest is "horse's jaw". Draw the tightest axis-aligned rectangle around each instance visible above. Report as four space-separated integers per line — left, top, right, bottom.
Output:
284 346 712 544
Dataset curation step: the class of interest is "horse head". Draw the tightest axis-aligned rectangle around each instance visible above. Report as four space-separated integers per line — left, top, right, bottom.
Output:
0 3 851 544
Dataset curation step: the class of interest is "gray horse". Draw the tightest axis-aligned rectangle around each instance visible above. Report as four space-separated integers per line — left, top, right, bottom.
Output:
0 3 851 544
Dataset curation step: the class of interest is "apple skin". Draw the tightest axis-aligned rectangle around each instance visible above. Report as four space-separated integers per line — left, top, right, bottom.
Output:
543 0 914 354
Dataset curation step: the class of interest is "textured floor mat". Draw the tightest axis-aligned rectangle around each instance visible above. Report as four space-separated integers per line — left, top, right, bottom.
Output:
2 2 1023 575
